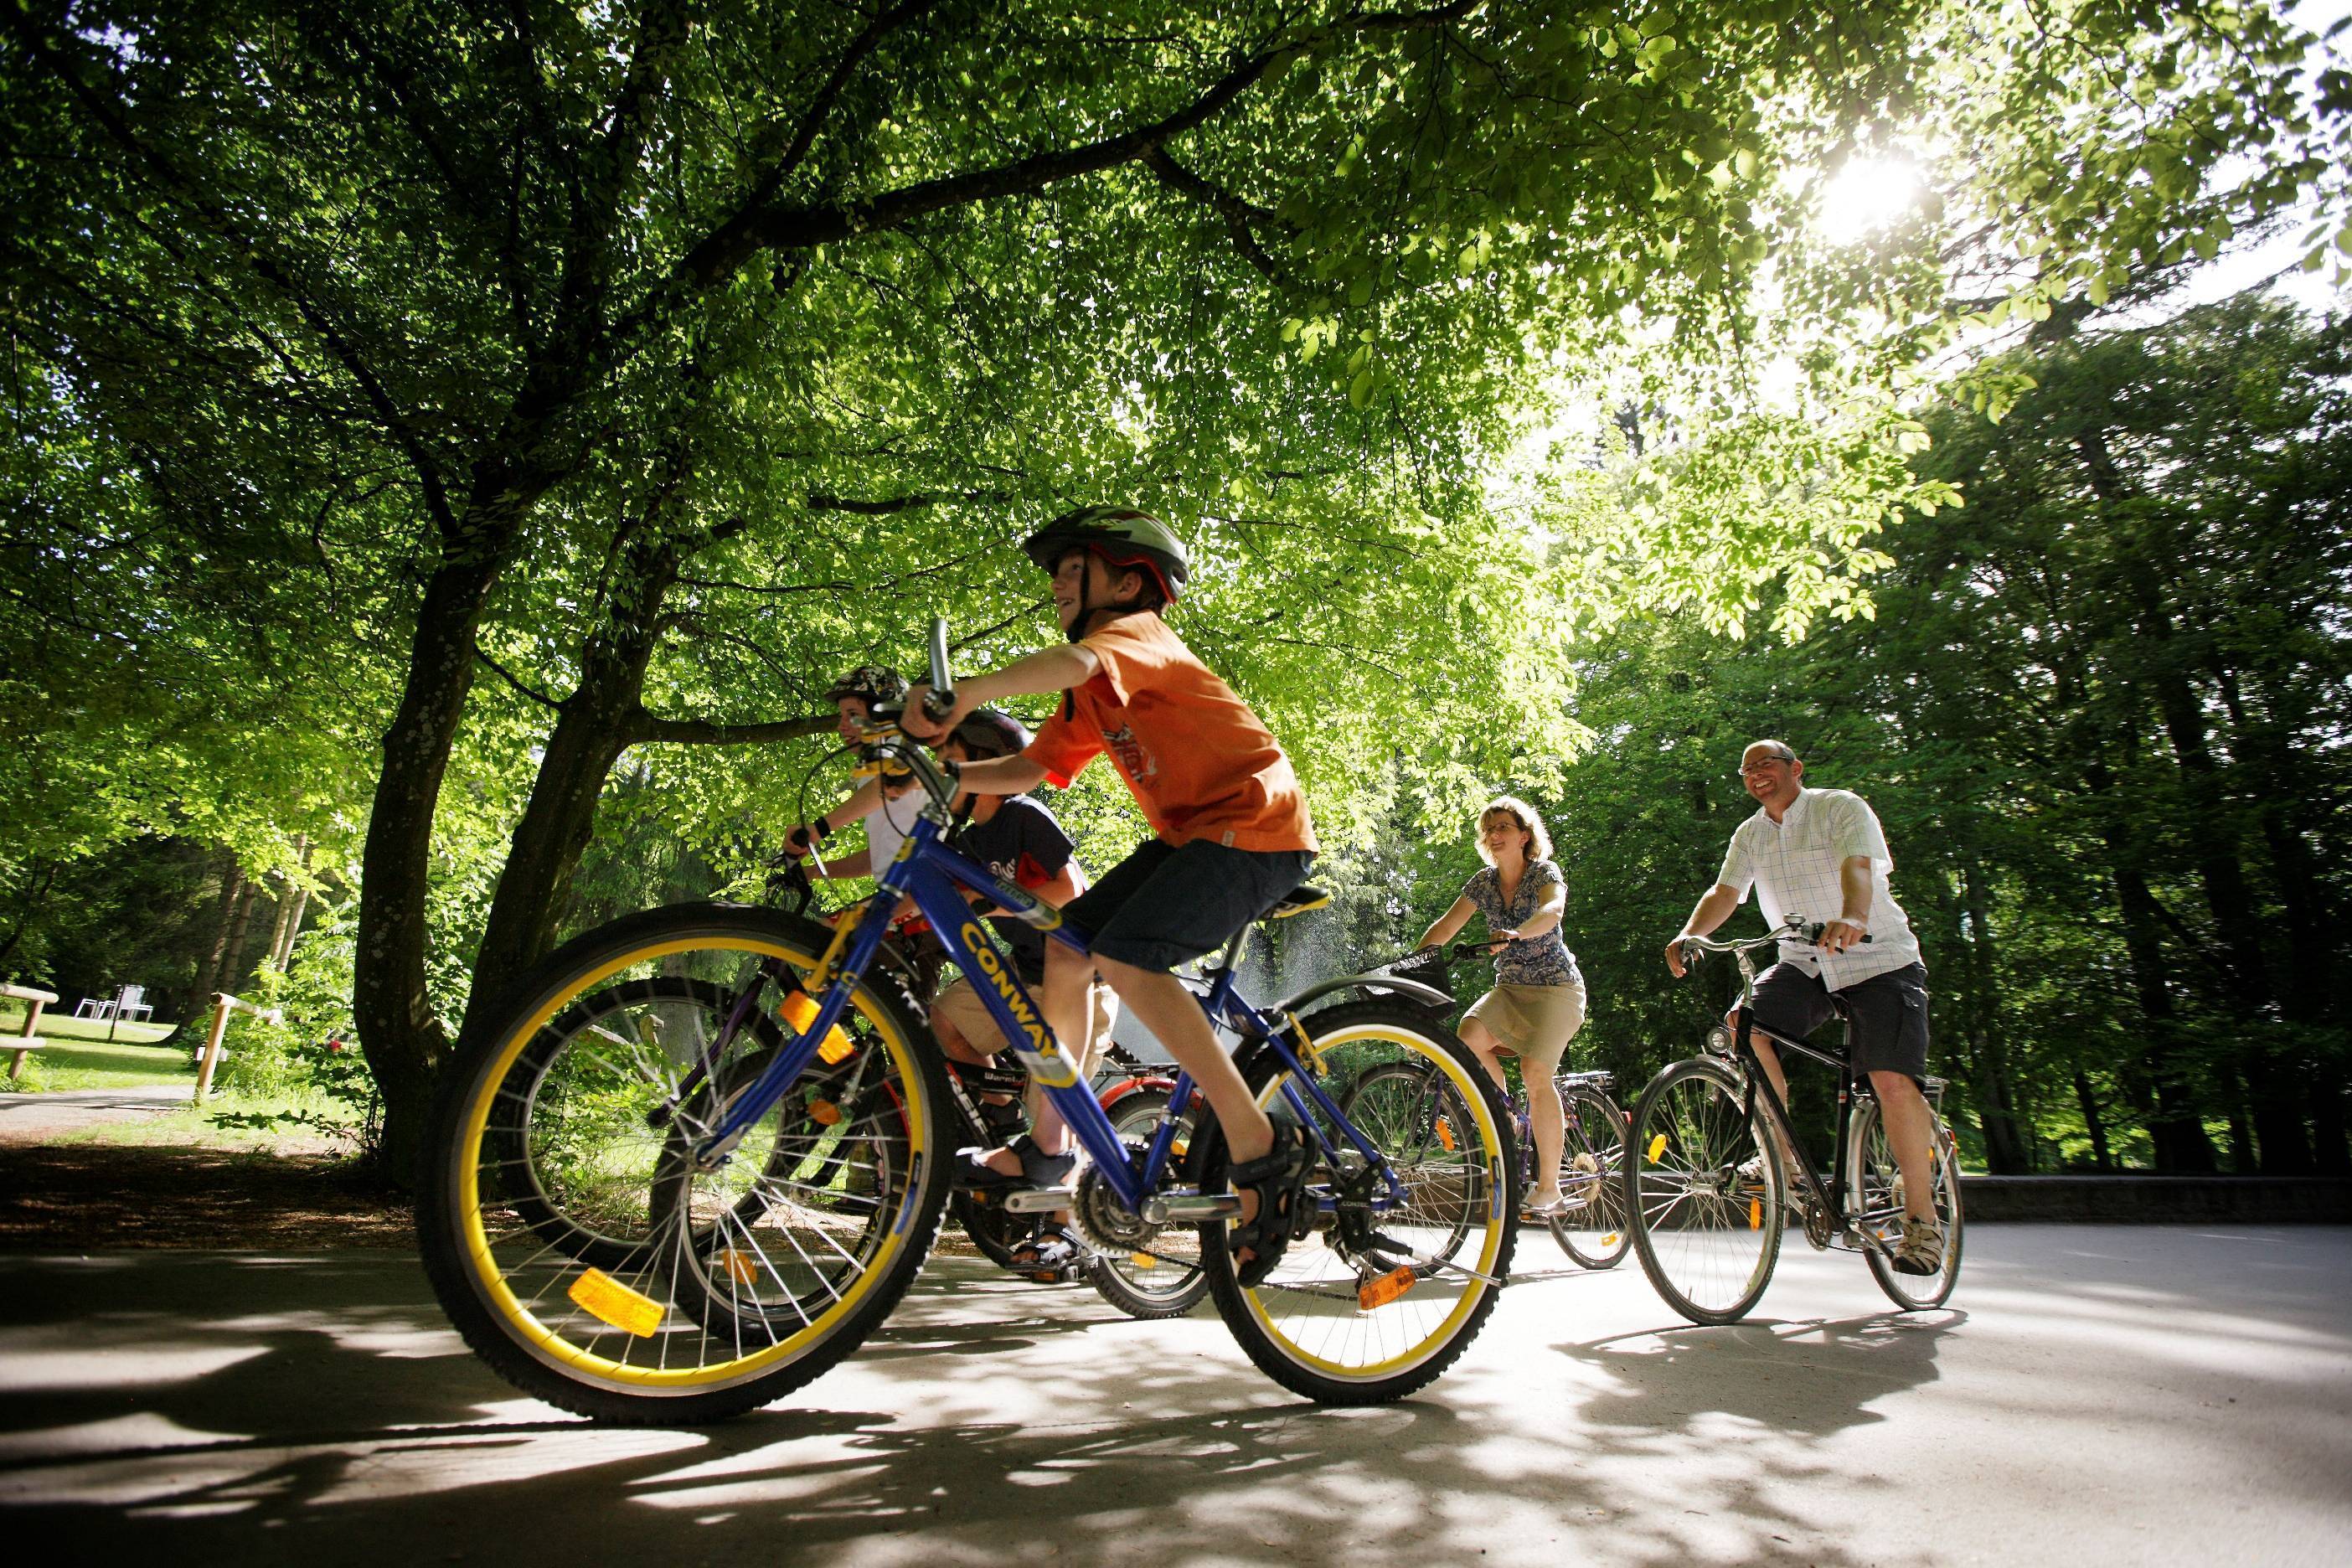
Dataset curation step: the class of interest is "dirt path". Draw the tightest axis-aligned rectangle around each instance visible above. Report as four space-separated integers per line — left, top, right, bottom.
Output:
0 1088 412 1250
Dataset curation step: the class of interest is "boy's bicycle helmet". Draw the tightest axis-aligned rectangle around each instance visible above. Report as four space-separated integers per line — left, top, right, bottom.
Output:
1020 506 1189 606
949 707 1034 760
823 665 908 707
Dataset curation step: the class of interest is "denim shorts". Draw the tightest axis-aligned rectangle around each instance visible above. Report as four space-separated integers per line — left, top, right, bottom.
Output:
1060 838 1316 974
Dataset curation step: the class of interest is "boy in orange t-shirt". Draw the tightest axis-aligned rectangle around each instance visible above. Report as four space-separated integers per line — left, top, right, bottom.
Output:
904 506 1318 1284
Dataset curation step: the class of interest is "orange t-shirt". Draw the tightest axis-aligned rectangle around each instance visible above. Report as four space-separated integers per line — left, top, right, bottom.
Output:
1025 613 1318 854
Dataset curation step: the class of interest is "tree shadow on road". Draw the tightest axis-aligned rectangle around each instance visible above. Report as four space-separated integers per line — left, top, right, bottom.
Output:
1555 1308 1967 1440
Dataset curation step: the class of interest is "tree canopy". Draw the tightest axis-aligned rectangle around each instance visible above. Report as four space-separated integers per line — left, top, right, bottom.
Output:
3 0 2345 1167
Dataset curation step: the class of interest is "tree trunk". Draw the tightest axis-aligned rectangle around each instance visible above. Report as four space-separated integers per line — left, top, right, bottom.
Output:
262 882 296 978
273 837 314 972
1957 856 2032 1173
353 546 509 1184
219 877 260 998
2077 427 2309 1173
2071 1067 2115 1172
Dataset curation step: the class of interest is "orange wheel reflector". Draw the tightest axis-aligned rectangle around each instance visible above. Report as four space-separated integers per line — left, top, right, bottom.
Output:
780 990 856 1065
808 1098 842 1126
1358 1266 1416 1311
720 1248 757 1287
1130 1253 1158 1270
567 1268 663 1338
1748 1197 1762 1230
1436 1118 1457 1152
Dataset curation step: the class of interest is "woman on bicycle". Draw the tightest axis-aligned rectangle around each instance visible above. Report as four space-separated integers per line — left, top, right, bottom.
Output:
1417 797 1587 1214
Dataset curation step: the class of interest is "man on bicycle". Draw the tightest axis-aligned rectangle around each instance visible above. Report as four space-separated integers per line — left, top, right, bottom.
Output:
902 505 1320 1286
1665 740 1945 1275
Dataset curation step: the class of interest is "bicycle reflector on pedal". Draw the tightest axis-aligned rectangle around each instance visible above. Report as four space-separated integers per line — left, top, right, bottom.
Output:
1359 1266 1416 1311
781 989 856 1064
567 1268 664 1338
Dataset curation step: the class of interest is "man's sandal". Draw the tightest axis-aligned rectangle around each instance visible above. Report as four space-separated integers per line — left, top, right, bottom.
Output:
1226 1116 1317 1289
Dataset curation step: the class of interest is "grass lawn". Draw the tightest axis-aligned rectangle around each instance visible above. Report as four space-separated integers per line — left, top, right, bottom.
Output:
0 1004 176 1046
3 1039 197 1093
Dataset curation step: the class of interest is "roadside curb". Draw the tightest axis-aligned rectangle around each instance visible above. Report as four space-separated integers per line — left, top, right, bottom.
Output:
1961 1174 2352 1223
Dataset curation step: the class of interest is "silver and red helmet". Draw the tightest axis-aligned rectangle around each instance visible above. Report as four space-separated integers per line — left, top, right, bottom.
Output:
823 665 907 707
1020 506 1189 605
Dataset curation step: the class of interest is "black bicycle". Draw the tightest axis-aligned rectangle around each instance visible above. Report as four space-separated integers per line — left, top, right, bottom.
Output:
1627 916 1964 1323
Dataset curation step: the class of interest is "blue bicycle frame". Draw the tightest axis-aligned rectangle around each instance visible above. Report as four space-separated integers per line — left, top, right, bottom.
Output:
691 803 1411 1222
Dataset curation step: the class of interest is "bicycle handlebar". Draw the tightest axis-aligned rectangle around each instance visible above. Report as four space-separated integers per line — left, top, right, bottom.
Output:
922 616 956 723
1674 915 1871 962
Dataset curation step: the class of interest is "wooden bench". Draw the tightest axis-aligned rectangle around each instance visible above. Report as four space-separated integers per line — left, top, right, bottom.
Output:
3 983 60 1081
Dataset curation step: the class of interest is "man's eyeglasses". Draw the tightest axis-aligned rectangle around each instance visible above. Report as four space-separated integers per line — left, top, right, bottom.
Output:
1735 757 1795 779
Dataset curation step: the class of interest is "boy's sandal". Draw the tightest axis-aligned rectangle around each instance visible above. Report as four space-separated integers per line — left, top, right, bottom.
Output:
1226 1115 1318 1289
1008 1225 1087 1281
951 1152 1020 1193
1009 1133 1079 1190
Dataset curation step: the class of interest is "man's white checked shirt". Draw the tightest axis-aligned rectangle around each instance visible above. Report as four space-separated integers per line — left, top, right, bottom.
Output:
1715 787 1923 990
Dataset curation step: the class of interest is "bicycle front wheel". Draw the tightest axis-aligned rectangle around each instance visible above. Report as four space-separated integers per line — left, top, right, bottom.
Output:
1850 1092 1965 1309
417 902 952 1423
1627 1058 1782 1325
1201 1001 1517 1405
1550 1087 1632 1270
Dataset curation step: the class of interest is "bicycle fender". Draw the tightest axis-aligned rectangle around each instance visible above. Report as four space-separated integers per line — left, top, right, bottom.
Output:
1275 972 1453 1017
1097 1074 1177 1111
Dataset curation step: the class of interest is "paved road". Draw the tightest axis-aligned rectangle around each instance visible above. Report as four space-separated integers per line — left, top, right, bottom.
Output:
2 1227 2346 1565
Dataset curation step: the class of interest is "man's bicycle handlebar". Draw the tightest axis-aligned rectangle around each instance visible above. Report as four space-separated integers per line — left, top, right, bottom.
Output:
1673 914 1871 965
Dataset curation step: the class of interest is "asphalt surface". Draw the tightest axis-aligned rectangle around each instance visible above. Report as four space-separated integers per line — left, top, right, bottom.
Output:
1 1226 2346 1566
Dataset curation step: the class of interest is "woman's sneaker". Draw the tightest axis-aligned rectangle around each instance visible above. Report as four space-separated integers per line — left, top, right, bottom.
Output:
1891 1216 1945 1276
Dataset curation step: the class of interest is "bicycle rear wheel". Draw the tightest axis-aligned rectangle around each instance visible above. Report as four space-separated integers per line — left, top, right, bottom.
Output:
1201 1001 1517 1404
1550 1087 1632 1269
1083 1086 1208 1320
418 902 951 1423
1850 1093 1965 1309
1627 1058 1782 1324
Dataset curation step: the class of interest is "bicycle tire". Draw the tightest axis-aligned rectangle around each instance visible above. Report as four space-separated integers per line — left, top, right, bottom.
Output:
1199 1001 1517 1404
1850 1093 1965 1310
417 901 952 1423
1083 1086 1208 1320
1550 1086 1632 1270
1627 1057 1782 1325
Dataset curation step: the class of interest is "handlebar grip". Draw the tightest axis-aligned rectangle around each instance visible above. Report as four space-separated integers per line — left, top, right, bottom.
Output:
923 617 955 720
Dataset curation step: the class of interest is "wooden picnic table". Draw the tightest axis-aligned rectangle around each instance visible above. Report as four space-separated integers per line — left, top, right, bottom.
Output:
3 984 60 1081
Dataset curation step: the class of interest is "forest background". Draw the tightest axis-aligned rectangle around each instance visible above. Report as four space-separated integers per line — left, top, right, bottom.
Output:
3 0 2349 1179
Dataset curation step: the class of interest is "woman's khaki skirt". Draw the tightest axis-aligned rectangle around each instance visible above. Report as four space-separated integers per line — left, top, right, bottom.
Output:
1463 980 1587 1075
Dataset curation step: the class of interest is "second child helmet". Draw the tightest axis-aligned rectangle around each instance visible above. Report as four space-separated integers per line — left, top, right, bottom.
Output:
948 707 1034 761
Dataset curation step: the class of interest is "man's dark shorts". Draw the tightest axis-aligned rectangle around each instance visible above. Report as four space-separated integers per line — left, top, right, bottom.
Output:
1060 838 1316 974
1741 961 1930 1081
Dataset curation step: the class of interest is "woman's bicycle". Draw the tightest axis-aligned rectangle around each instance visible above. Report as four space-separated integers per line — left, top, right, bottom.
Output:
1626 917 1965 1324
416 620 1518 1421
1379 945 1632 1270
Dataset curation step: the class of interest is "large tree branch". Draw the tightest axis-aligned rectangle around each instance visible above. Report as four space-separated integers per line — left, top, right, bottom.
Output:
750 0 941 202
8 13 459 534
627 710 834 745
806 488 1015 514
604 0 1482 365
1142 147 1292 283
